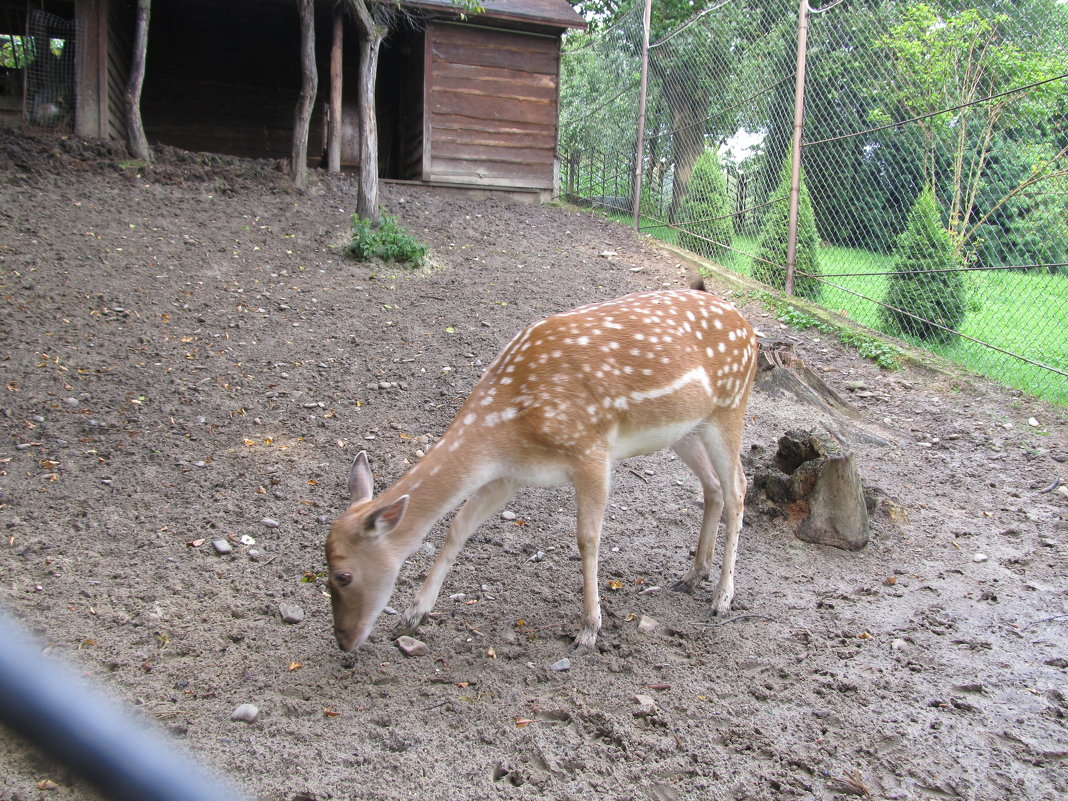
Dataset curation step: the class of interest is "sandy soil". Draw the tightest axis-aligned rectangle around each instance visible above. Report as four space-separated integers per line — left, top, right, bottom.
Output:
1 127 1066 801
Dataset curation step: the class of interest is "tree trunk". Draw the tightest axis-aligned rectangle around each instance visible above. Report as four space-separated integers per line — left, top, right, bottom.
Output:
349 0 384 225
124 0 152 163
291 0 318 189
327 9 343 174
659 85 705 223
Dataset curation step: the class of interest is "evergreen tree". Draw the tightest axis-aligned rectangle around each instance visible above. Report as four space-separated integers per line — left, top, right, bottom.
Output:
882 187 967 344
752 151 822 300
678 148 734 264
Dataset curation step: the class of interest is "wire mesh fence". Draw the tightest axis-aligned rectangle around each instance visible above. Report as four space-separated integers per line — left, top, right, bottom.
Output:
559 0 1068 406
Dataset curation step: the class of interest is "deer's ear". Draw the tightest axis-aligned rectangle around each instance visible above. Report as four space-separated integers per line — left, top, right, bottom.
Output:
347 451 374 504
365 495 409 537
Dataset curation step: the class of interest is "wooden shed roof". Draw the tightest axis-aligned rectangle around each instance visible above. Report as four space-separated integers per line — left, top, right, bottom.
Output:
404 0 587 31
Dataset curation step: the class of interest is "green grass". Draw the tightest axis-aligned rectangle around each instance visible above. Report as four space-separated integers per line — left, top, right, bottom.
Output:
627 209 1068 405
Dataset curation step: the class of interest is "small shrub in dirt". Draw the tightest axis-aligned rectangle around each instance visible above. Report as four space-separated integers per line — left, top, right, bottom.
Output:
348 214 428 266
752 151 822 301
678 147 733 264
882 187 967 344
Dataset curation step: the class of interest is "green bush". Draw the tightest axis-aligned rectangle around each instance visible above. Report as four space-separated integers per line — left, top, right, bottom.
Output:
348 214 428 266
882 187 967 344
678 148 733 263
752 151 822 300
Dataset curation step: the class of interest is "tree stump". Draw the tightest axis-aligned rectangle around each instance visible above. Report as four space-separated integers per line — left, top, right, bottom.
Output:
755 341 891 447
752 428 870 551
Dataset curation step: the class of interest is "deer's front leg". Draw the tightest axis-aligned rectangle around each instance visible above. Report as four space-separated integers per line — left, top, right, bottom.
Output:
398 478 517 636
571 458 611 653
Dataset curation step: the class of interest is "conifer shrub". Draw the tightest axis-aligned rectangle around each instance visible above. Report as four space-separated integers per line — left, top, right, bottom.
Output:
678 148 733 264
752 151 822 300
882 188 967 344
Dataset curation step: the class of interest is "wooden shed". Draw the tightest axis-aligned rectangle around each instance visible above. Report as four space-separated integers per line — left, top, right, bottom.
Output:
0 0 585 198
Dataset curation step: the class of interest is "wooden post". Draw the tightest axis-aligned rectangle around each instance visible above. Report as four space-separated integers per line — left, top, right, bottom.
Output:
328 9 343 174
124 0 152 163
785 0 810 297
292 0 318 188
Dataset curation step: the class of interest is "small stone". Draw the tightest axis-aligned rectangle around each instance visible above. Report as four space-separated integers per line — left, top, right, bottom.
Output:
633 694 657 716
637 615 659 634
261 518 280 528
396 635 428 657
279 603 305 624
501 510 517 521
550 658 571 672
1058 485 1068 498
230 703 259 723
211 538 233 555
972 553 989 563
248 548 265 561
891 638 909 651
1028 417 1039 427
846 381 868 391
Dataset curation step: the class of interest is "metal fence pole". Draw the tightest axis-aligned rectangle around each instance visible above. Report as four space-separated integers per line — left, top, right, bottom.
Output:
785 0 811 297
631 0 652 230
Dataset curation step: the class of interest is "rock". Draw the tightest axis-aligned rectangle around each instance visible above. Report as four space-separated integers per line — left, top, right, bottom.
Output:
972 553 989 563
501 510 517 521
633 694 657 716
1028 417 1039 427
261 518 280 528
550 658 571 672
279 603 305 624
230 703 259 723
637 615 659 634
211 538 233 555
891 638 909 652
248 548 265 561
396 635 428 657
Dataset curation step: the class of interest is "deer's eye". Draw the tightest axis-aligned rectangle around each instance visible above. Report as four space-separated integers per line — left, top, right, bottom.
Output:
334 571 353 587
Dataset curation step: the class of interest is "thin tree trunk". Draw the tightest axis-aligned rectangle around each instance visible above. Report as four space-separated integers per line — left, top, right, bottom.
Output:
328 9 343 174
124 0 152 163
349 0 383 225
292 0 318 188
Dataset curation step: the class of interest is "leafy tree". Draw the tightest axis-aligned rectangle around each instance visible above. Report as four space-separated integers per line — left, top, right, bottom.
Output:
753 151 822 300
871 2 1067 257
567 0 795 220
678 147 733 263
882 187 967 344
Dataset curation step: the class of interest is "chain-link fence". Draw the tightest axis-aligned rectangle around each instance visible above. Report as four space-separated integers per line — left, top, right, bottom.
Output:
559 0 1068 406
0 9 77 131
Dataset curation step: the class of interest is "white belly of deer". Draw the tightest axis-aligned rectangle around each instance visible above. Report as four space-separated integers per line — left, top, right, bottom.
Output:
609 419 703 461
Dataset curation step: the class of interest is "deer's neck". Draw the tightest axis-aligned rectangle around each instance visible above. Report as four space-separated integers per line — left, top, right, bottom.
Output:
380 429 496 557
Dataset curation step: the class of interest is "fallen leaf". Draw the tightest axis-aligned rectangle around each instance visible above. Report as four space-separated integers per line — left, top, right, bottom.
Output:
187 538 206 547
515 718 533 728
36 780 59 791
323 707 341 717
288 662 302 671
608 579 623 591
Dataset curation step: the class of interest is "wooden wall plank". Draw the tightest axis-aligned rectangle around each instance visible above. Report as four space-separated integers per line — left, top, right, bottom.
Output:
425 21 561 190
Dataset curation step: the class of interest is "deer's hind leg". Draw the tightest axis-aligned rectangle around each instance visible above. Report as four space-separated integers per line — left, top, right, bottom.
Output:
696 422 747 615
671 432 725 594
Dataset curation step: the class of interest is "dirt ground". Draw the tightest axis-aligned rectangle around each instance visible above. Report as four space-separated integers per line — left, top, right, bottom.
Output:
1 127 1066 801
